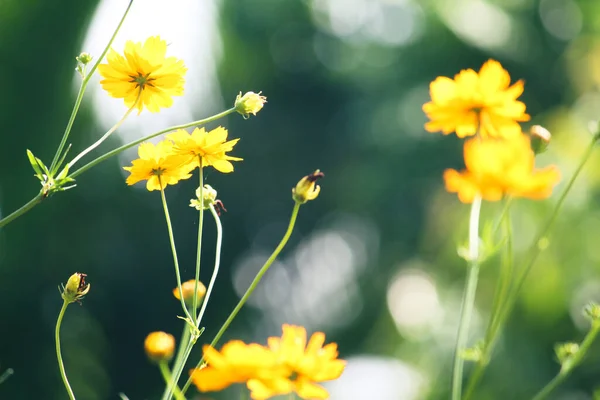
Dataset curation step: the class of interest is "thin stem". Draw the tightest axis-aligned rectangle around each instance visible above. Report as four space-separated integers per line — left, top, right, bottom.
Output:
158 362 186 400
55 299 76 400
451 196 482 400
160 184 194 323
0 368 13 385
196 204 223 326
50 0 134 172
192 164 204 323
464 200 513 400
0 193 43 229
181 202 302 395
69 108 236 179
68 91 140 168
531 321 600 400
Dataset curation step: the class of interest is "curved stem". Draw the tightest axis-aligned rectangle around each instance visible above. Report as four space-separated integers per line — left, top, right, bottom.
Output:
181 202 302 395
55 299 76 400
160 184 194 323
158 362 186 400
192 164 204 323
196 204 223 326
0 193 43 229
69 108 236 179
464 200 513 400
531 321 600 400
50 0 134 172
451 196 482 400
68 92 140 168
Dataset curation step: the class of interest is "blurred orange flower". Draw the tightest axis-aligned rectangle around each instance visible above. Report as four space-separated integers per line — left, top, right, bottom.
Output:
444 134 560 203
423 60 530 138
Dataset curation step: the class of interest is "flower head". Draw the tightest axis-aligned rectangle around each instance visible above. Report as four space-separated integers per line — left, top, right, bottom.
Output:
98 36 187 113
292 170 324 204
266 324 346 399
190 184 218 211
423 60 530 138
189 341 291 399
173 279 206 308
444 134 561 203
144 331 176 363
167 126 242 173
235 91 267 118
123 140 194 191
62 272 90 303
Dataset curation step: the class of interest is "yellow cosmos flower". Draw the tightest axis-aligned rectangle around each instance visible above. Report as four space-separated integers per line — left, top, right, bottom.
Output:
98 36 187 113
189 341 291 400
266 324 346 399
167 126 242 173
123 141 193 191
144 331 175 363
444 134 561 203
423 60 530 138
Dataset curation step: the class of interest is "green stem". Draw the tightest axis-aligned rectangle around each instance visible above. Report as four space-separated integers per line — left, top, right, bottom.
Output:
0 193 43 229
55 299 76 400
158 362 186 400
68 93 139 168
192 165 204 324
464 200 513 400
50 0 134 172
531 321 600 400
196 204 223 326
471 134 598 390
69 108 236 179
160 325 191 400
452 196 482 400
181 202 302 395
160 185 194 323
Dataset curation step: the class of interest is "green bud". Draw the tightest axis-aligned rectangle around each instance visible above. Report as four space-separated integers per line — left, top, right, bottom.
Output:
76 52 93 65
529 125 551 154
190 185 218 211
584 302 600 321
234 91 267 119
555 342 579 365
61 272 90 303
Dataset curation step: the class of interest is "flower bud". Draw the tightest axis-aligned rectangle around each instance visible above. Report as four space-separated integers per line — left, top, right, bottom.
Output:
292 170 324 204
529 125 551 154
61 272 90 303
76 52 93 65
144 332 176 363
190 185 217 211
555 342 579 365
584 302 600 321
234 91 267 119
173 279 207 308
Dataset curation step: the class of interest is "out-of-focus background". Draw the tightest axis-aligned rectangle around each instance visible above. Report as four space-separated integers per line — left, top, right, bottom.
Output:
1 0 600 399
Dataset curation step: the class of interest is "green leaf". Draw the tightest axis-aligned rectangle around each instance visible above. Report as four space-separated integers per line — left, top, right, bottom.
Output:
26 150 43 179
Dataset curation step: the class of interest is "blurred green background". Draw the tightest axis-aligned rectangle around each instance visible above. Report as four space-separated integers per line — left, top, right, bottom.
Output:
2 0 600 399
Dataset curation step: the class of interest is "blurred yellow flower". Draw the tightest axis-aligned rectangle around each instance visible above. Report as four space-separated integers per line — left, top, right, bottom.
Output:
292 170 324 204
189 341 291 400
444 134 561 203
189 325 345 400
235 91 267 118
423 60 529 138
98 36 187 113
173 279 206 308
123 141 193 191
167 126 242 173
265 324 346 399
144 331 175 363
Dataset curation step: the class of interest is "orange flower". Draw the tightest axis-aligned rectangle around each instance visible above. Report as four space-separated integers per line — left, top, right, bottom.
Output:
423 60 530 138
444 134 560 203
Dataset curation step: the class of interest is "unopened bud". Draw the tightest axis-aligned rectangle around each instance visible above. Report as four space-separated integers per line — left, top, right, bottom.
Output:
173 279 207 308
529 125 551 154
555 342 579 365
190 185 217 211
61 272 90 303
584 302 600 321
234 91 267 119
144 332 176 363
76 52 93 65
292 170 324 204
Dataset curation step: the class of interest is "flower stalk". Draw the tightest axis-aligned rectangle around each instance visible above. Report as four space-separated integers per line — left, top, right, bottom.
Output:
56 299 76 400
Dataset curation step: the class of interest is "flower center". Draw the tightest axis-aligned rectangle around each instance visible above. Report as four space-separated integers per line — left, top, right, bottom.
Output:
130 72 154 89
151 167 165 176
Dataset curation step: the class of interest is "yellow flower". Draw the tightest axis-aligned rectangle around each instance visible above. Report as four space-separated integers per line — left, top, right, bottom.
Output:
173 279 206 308
292 170 324 204
444 134 561 203
167 126 242 173
98 36 187 114
144 331 175 363
123 140 193 191
62 272 90 303
235 91 267 118
423 60 530 138
266 324 346 399
189 341 291 400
